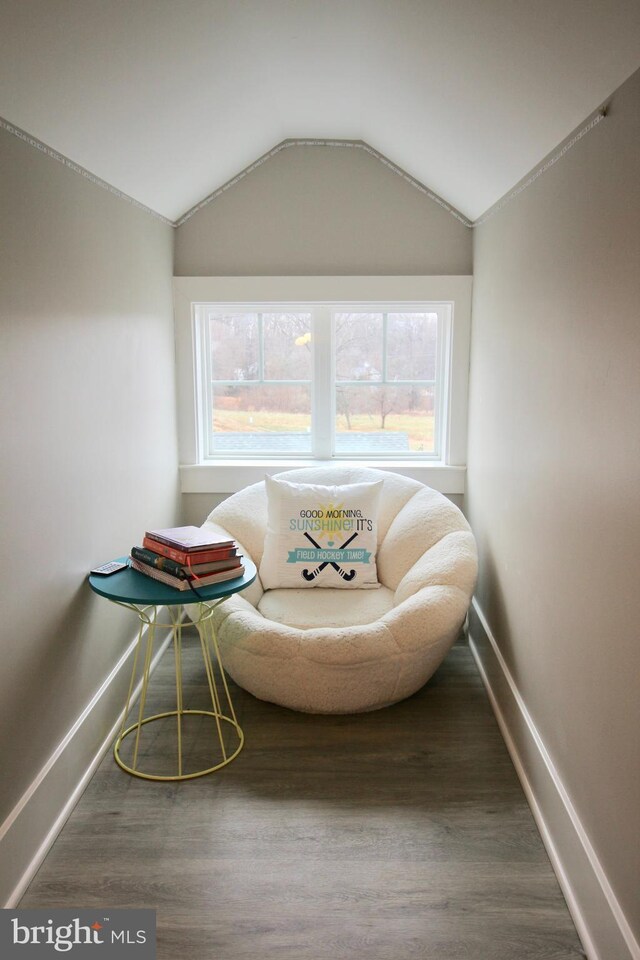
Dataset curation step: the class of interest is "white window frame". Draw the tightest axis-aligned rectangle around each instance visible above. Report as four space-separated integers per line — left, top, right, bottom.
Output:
174 276 472 495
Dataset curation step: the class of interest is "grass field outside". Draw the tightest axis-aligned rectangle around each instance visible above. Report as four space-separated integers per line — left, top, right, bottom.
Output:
213 410 435 452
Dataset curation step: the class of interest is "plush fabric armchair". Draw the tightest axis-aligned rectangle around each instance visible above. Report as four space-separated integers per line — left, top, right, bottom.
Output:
196 467 477 714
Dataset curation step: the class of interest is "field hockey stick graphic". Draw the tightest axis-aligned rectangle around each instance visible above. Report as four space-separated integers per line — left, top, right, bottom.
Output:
302 531 358 581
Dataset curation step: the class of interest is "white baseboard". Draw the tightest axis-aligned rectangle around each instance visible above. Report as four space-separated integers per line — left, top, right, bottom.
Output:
0 620 175 908
468 597 639 960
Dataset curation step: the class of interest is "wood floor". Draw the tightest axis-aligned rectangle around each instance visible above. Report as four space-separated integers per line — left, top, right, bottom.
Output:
20 631 585 960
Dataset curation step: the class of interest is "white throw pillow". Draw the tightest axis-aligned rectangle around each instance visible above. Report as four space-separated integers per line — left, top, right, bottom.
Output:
260 476 384 589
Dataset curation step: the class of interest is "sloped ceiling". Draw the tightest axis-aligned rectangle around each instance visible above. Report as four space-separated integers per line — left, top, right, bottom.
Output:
1 0 639 222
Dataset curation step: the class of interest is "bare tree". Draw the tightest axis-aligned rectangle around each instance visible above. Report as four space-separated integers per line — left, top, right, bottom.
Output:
336 386 353 429
372 386 395 429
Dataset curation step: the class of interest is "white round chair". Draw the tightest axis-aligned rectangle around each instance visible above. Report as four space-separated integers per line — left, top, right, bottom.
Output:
196 467 477 714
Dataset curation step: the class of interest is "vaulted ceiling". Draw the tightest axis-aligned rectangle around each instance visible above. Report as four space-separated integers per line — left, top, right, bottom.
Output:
1 0 639 222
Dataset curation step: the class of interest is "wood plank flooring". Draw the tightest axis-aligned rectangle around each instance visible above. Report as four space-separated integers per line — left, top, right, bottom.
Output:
20 631 585 959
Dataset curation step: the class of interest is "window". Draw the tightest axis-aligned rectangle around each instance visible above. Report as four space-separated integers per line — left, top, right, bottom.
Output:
194 302 451 460
174 276 471 495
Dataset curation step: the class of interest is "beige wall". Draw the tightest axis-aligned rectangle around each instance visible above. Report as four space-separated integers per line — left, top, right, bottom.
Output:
0 127 179 860
174 143 472 276
466 66 640 952
176 143 472 522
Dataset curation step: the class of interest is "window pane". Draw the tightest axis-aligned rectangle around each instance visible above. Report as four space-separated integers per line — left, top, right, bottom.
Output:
210 384 312 454
386 312 438 381
262 313 312 380
208 312 259 380
335 312 383 381
335 385 435 454
198 300 448 461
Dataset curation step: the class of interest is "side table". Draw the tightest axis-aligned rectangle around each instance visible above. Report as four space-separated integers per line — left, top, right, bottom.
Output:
89 558 257 782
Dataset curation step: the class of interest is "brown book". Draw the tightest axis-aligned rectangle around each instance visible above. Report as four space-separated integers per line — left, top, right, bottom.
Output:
145 525 235 552
130 546 241 578
130 558 245 592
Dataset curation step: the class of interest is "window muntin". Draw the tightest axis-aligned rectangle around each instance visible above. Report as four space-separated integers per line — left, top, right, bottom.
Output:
195 302 451 460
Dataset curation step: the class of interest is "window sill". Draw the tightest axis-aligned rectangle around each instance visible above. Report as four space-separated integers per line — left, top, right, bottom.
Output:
180 461 466 495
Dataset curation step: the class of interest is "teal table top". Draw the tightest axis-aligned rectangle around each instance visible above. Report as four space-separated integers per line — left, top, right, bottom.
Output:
88 557 257 606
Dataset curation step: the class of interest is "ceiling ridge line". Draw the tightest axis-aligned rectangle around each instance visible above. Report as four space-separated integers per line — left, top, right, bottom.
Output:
473 108 607 227
174 138 473 228
2 110 608 232
0 115 173 226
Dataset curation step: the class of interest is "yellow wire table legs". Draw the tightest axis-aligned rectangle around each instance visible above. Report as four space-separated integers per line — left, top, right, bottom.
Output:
113 601 244 781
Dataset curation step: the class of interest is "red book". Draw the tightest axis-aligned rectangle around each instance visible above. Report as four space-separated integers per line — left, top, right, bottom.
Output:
142 537 239 566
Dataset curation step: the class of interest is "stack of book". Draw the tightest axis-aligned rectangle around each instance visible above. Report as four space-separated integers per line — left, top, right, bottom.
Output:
130 526 244 591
